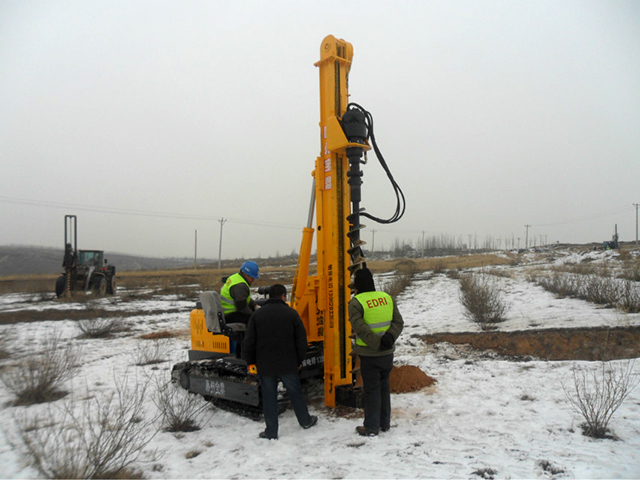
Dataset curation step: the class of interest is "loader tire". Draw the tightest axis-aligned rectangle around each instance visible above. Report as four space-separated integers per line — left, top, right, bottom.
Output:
92 276 107 297
107 276 117 295
55 276 66 298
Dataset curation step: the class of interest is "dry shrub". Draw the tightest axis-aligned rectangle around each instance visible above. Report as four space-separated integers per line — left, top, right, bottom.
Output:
534 269 640 312
582 275 619 307
77 317 128 339
537 460 565 476
16 373 157 479
0 331 81 405
383 262 417 299
431 259 447 274
153 379 212 432
131 338 171 366
459 273 509 330
534 271 578 298
562 360 639 438
618 280 640 313
620 259 640 282
446 269 461 280
0 335 10 360
617 249 632 262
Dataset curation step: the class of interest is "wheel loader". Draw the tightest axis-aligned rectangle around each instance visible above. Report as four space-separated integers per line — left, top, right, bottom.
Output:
55 215 117 298
172 35 405 415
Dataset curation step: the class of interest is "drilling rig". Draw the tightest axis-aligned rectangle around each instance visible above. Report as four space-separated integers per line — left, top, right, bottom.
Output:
55 215 117 298
172 35 405 413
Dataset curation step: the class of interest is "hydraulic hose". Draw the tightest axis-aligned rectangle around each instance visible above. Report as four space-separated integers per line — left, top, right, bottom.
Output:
344 103 406 224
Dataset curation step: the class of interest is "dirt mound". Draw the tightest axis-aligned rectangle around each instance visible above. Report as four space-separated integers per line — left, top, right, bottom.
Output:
390 365 436 393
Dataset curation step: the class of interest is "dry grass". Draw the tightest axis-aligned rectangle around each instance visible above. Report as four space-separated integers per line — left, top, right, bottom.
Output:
0 275 57 295
368 253 512 276
1 253 513 296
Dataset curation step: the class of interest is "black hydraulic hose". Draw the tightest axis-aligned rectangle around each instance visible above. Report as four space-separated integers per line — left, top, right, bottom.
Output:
345 103 406 224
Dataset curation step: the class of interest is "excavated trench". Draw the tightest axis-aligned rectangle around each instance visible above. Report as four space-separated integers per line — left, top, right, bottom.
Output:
420 325 640 361
387 326 640 394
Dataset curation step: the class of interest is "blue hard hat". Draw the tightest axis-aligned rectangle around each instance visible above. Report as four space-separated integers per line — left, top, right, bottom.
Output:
241 260 260 279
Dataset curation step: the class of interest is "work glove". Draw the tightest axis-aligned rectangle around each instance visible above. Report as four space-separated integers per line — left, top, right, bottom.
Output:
379 332 395 350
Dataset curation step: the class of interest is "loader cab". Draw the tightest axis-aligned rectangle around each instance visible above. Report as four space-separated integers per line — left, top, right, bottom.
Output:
78 250 105 267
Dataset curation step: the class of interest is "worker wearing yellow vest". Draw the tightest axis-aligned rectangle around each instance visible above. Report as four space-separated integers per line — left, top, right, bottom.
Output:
348 267 404 436
220 260 260 325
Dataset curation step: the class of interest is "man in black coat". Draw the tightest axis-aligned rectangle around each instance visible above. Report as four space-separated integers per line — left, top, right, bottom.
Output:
243 284 318 439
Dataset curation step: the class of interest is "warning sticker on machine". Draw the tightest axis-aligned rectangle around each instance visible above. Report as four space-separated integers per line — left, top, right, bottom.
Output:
325 175 332 190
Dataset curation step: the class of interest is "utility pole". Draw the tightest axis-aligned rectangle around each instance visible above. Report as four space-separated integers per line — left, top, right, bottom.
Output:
634 203 639 248
524 225 531 249
421 230 425 257
194 229 198 269
218 217 227 270
371 229 376 257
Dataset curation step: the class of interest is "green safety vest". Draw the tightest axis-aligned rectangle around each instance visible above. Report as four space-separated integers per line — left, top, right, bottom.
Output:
354 291 393 346
220 273 250 314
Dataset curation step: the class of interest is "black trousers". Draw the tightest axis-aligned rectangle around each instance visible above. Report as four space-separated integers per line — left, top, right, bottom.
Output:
360 354 394 432
260 373 312 438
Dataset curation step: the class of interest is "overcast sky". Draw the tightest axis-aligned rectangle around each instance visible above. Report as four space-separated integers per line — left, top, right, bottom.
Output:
1 0 638 261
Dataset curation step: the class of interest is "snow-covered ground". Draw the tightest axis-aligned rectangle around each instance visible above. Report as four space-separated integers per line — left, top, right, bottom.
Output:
1 249 639 479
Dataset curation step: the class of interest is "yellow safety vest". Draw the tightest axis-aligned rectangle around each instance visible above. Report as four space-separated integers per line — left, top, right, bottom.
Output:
220 273 250 314
354 291 393 346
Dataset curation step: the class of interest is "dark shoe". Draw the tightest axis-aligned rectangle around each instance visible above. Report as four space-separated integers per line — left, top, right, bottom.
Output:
303 415 318 429
381 425 390 432
259 431 277 440
356 426 379 436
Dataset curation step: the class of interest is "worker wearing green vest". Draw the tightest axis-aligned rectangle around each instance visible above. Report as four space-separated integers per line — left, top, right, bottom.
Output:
348 267 404 436
220 260 260 325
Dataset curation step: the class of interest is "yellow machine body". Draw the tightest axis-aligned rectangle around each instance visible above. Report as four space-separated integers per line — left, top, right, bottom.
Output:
190 309 232 354
291 35 371 407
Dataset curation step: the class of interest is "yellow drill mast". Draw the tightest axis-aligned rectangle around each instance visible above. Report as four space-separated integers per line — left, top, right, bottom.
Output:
292 35 371 407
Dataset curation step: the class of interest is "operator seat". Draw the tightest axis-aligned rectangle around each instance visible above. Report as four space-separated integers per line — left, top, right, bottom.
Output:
199 291 246 357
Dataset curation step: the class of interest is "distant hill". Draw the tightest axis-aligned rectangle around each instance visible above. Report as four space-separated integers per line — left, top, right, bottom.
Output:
0 245 203 276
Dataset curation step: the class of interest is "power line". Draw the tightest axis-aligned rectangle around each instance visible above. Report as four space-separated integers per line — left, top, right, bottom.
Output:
0 195 302 230
371 205 635 236
531 205 634 227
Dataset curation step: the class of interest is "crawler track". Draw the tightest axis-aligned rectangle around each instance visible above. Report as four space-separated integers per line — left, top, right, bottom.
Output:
172 358 289 420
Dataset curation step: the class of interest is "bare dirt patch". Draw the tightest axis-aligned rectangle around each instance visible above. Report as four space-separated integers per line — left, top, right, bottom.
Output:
139 330 189 340
0 308 184 325
420 326 640 361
